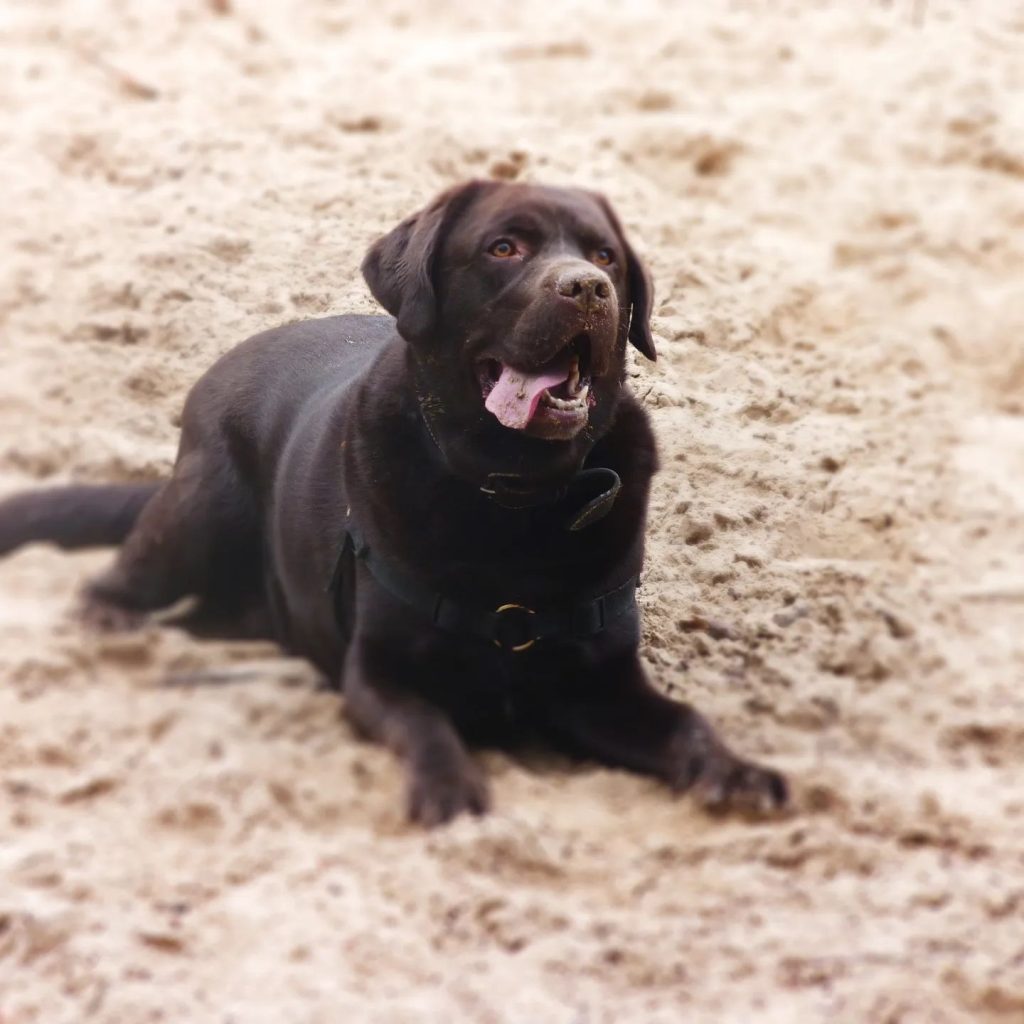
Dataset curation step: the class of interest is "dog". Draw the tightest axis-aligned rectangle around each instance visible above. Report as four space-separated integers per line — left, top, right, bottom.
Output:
0 181 787 826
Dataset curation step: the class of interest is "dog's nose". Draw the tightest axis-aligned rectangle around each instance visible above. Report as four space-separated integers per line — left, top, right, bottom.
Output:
555 268 611 312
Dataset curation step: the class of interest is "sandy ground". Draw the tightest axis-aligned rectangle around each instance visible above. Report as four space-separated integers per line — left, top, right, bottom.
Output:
1 1 1023 1020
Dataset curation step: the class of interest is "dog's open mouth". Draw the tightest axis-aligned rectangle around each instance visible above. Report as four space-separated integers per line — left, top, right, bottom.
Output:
478 335 593 435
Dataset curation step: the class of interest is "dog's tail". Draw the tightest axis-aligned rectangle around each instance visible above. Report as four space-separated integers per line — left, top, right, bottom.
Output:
0 482 162 556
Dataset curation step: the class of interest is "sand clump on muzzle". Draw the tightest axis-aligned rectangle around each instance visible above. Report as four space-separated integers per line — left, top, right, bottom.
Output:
2 2 1024 1022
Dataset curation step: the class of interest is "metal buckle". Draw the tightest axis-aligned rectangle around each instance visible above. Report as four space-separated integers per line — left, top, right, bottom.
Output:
493 603 536 653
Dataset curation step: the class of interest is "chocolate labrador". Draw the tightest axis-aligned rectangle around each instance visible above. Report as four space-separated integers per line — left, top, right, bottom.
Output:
0 181 787 825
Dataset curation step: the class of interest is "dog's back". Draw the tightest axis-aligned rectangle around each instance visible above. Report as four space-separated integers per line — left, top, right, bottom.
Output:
0 314 393 558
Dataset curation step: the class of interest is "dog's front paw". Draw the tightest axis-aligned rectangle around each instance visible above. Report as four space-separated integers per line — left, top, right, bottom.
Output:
673 733 789 817
407 750 491 828
694 751 788 816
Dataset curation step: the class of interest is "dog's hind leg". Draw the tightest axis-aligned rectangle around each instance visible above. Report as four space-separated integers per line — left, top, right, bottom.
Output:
85 447 261 629
168 590 274 642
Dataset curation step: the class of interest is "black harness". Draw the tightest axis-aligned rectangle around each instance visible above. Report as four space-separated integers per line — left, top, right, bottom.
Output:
327 466 639 653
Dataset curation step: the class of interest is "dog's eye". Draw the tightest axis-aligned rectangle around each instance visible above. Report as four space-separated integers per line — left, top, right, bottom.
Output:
488 238 518 259
594 247 615 267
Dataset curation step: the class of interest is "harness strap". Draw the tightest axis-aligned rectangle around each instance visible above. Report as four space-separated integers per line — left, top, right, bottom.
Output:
478 465 621 523
328 525 638 653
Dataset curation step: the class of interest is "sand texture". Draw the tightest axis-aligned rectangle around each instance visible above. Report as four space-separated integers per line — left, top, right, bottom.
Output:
2 1 1024 1021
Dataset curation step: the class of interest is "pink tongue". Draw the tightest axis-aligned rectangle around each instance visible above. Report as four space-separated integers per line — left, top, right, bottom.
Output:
484 364 571 430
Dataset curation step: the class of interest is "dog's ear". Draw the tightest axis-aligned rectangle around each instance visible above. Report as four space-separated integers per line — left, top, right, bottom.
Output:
593 194 656 362
361 180 488 343
622 238 656 362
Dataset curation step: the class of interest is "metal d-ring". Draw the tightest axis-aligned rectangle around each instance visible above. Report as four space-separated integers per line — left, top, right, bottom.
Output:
494 602 537 652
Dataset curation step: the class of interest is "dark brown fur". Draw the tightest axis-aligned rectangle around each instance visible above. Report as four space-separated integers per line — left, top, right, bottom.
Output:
0 181 787 826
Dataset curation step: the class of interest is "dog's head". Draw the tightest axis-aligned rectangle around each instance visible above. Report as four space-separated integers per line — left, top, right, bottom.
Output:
362 181 655 487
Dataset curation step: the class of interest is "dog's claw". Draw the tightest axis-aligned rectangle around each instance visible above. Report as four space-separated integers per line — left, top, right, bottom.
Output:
406 754 491 827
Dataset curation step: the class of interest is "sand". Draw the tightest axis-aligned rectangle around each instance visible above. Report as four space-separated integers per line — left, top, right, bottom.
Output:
1 1 1023 1021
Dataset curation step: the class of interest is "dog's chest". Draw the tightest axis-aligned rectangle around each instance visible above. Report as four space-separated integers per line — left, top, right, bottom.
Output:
416 490 642 606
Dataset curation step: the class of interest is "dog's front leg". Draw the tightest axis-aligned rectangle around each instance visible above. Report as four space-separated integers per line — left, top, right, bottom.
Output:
541 652 788 815
342 642 490 827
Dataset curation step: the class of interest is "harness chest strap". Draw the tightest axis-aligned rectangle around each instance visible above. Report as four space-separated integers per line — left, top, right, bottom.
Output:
325 468 637 653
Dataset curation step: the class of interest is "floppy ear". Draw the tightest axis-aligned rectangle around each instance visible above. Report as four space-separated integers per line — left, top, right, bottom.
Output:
361 180 488 343
622 237 656 362
594 195 656 362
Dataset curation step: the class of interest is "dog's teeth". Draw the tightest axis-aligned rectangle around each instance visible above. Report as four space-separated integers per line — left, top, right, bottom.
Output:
541 389 588 412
